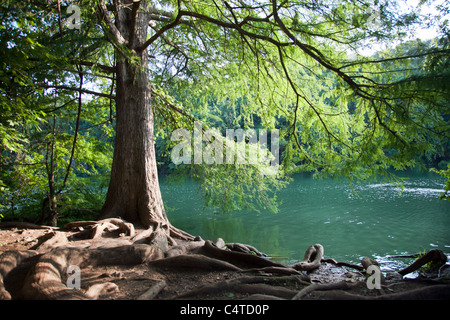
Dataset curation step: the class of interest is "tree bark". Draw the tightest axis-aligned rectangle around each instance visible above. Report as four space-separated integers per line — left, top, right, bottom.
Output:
398 249 447 276
99 1 168 231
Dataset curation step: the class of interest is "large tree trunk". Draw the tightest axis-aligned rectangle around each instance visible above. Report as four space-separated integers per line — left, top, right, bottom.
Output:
99 1 167 230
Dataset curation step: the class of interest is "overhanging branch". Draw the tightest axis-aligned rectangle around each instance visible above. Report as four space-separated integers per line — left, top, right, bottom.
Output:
140 5 292 52
76 60 116 74
177 10 292 48
38 84 115 100
139 1 183 51
271 0 361 93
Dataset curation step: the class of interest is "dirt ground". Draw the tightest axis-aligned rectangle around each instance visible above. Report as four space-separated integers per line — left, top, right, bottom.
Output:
1 226 449 301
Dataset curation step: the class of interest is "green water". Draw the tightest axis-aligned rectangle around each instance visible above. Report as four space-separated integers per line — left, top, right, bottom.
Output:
160 172 449 272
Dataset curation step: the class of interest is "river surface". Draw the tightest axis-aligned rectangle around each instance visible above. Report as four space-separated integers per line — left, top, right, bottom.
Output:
160 171 449 273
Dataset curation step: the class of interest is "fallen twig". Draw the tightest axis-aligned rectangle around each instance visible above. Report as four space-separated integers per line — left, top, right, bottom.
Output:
136 280 167 300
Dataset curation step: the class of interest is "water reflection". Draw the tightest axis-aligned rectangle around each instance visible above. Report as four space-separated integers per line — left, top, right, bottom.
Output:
161 172 449 271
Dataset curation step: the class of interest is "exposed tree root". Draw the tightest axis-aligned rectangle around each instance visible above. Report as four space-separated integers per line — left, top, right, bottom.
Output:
165 239 205 258
243 294 285 300
289 244 324 271
85 283 119 299
173 275 309 300
292 280 355 300
32 231 69 253
368 284 450 300
148 254 243 271
235 283 298 299
63 218 135 239
225 243 267 257
21 244 159 300
1 221 448 300
136 280 167 300
0 250 39 300
169 224 196 242
313 284 450 300
321 258 364 271
197 240 286 269
243 266 306 276
397 249 447 276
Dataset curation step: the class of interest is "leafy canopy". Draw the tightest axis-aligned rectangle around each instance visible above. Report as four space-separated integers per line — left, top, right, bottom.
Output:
1 0 449 222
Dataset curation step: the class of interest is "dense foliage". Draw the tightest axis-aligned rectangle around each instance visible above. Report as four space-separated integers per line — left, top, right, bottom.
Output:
0 0 449 225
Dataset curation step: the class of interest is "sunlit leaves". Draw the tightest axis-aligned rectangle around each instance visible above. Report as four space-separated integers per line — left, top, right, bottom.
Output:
1 0 449 221
146 0 449 211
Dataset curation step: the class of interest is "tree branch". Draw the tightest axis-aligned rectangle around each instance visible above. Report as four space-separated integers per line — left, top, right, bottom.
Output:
76 60 116 74
271 0 361 93
149 21 189 79
58 67 83 195
177 9 292 48
38 84 115 100
339 49 450 70
97 0 128 47
139 8 183 51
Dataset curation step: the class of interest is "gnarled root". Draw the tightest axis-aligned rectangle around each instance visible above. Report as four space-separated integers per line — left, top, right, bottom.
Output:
174 275 309 300
21 244 158 300
398 249 447 276
148 254 243 272
321 258 364 271
0 250 39 300
304 284 450 300
197 240 285 269
290 244 324 271
226 243 267 257
292 281 355 300
63 218 135 240
85 283 119 299
169 224 196 241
